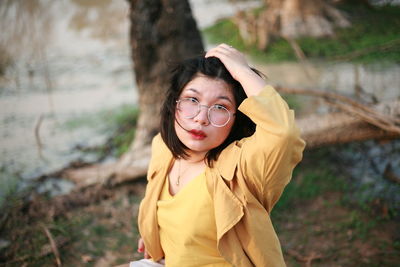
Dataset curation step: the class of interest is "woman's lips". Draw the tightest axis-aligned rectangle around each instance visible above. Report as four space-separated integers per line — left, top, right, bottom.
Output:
189 129 207 140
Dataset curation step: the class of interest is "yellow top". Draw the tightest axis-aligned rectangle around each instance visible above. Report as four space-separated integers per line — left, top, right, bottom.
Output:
157 171 231 267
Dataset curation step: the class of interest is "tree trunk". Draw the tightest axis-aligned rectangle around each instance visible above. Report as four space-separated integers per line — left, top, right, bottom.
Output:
235 0 351 50
113 0 204 183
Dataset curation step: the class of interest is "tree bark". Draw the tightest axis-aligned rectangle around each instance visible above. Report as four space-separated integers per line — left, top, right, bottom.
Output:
112 0 204 183
235 0 351 50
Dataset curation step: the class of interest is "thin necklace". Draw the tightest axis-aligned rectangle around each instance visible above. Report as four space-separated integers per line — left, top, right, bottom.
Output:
175 157 204 186
176 159 182 186
176 158 191 186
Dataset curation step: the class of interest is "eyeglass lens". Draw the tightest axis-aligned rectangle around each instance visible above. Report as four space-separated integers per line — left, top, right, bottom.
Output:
177 98 230 127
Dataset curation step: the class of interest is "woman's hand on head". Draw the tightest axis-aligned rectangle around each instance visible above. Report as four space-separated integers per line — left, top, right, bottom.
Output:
137 237 150 259
205 43 250 81
205 43 267 97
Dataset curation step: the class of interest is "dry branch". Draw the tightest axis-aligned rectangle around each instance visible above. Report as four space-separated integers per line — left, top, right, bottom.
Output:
297 107 399 148
63 144 151 188
276 86 400 134
34 114 46 161
42 225 62 267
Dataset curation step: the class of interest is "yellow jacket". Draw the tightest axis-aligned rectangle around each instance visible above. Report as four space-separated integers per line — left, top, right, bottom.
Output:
138 85 306 266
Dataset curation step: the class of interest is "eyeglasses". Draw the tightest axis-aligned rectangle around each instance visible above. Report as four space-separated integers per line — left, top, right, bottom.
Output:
176 98 235 127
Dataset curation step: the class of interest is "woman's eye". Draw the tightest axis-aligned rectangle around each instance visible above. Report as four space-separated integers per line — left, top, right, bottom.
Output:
188 97 198 103
214 104 226 110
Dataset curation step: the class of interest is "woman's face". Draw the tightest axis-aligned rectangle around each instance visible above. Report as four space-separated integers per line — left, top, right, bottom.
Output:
174 75 236 158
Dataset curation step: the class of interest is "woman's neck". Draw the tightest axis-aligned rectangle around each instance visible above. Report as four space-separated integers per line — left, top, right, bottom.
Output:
184 151 207 164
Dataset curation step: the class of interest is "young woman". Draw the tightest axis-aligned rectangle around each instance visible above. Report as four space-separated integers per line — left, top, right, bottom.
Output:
124 44 305 267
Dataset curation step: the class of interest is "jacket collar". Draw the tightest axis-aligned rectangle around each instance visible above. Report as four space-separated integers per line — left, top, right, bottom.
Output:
215 141 242 181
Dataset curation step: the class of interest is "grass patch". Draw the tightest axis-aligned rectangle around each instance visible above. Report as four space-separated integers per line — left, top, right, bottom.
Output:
0 184 145 266
282 94 302 113
338 210 378 240
271 147 400 266
203 4 400 63
273 157 347 214
0 172 21 209
204 19 295 62
107 105 139 157
64 104 139 159
63 104 138 133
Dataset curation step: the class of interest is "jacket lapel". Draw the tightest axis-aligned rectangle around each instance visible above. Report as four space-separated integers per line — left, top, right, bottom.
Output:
208 142 245 240
139 135 174 260
139 168 166 259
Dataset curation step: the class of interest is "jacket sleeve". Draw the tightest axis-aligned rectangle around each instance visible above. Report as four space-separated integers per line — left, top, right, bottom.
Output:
237 85 305 212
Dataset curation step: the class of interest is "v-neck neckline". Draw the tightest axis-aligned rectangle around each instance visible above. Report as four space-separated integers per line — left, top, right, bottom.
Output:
166 170 205 198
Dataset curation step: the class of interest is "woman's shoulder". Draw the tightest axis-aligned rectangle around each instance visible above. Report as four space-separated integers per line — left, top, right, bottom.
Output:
147 134 173 174
151 134 170 154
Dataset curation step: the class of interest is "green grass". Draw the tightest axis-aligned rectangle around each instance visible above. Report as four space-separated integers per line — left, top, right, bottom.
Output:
270 147 400 265
273 168 345 213
107 104 139 157
272 147 372 230
203 4 400 63
63 104 138 132
204 19 295 62
338 210 378 240
282 94 302 112
0 172 21 209
63 104 139 159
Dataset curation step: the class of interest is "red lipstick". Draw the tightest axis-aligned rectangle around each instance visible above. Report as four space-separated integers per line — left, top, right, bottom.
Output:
189 129 207 140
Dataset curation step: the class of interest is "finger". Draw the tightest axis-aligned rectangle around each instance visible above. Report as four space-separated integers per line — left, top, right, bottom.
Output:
219 43 235 50
137 238 145 253
144 250 150 259
205 44 233 57
206 47 242 60
205 49 230 59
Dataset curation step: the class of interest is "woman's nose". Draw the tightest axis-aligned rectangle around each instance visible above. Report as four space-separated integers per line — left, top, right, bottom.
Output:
194 106 210 126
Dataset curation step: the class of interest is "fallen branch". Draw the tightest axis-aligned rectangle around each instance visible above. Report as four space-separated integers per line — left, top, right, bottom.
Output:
276 86 400 134
62 143 151 188
42 225 62 267
297 102 400 148
326 100 400 133
34 114 46 161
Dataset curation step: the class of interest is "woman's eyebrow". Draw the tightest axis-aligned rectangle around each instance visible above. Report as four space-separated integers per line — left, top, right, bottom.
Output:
187 88 200 94
186 88 234 104
217 95 234 104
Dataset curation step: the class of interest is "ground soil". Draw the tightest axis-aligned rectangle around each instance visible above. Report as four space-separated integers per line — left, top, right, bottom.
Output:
1 154 399 267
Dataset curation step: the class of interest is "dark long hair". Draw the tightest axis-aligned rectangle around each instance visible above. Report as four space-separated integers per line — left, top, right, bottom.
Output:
160 55 257 166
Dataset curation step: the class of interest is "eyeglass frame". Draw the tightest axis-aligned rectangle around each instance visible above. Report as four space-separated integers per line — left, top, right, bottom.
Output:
176 97 236 127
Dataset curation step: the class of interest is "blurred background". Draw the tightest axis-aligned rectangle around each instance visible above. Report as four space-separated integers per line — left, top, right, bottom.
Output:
0 0 399 266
